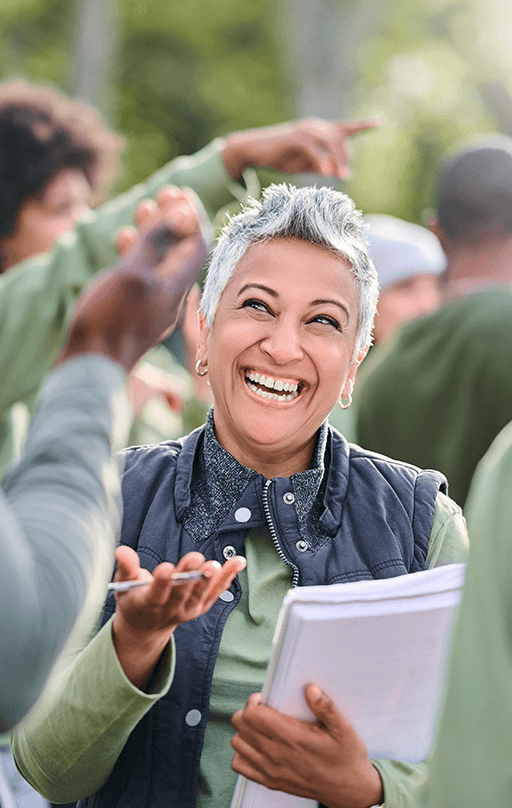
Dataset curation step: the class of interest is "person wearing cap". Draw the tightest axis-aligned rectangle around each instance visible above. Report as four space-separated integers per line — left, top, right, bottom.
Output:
367 214 445 345
356 136 512 507
329 214 444 440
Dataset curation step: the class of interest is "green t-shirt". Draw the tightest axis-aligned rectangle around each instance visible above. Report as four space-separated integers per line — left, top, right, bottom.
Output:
13 492 468 807
356 288 512 508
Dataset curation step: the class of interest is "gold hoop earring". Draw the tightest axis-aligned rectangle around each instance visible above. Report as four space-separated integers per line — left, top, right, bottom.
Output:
337 392 352 410
195 359 208 377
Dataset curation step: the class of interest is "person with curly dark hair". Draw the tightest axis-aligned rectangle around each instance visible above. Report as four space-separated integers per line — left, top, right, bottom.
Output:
0 81 123 271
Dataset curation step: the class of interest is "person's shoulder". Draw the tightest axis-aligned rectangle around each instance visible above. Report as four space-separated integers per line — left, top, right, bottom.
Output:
342 439 448 524
119 437 184 468
445 289 512 364
457 285 512 313
335 428 446 485
348 439 441 476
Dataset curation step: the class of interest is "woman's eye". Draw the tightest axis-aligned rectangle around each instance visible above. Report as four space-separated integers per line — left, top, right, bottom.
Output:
241 298 272 314
310 314 342 330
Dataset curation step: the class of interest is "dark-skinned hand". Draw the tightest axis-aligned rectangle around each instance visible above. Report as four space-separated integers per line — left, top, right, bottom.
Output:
231 683 384 808
58 187 211 372
222 118 379 182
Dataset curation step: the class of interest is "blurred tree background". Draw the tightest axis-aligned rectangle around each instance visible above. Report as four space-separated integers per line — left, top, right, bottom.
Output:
0 0 511 223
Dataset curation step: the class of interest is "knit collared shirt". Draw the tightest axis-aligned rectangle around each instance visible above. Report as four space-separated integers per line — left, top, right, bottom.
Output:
183 409 329 548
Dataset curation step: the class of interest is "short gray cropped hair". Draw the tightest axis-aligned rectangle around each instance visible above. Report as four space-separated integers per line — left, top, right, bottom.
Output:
200 183 379 352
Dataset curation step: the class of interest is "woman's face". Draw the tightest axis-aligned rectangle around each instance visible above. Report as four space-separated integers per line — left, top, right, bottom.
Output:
198 238 365 475
0 168 91 270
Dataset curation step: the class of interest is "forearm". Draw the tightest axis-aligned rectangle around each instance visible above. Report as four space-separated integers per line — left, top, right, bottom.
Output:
11 617 175 803
0 356 128 730
112 611 173 690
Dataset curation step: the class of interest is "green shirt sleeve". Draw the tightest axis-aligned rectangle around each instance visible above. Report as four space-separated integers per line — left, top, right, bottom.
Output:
0 356 128 732
372 491 469 807
0 139 241 419
11 616 175 804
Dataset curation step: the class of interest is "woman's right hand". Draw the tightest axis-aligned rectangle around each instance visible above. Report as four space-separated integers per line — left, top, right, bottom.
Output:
111 545 246 689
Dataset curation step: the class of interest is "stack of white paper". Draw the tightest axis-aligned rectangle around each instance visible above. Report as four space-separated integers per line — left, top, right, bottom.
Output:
231 563 465 808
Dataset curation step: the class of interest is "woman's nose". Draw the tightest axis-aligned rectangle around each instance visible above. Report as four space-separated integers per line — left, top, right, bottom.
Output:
260 320 304 364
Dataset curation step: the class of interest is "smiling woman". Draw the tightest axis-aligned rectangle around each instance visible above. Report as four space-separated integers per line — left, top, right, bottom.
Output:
197 237 364 478
12 185 469 808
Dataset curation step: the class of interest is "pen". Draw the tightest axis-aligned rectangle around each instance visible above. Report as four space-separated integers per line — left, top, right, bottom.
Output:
108 570 208 593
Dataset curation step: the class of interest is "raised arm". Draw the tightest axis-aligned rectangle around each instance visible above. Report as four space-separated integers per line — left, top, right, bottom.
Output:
0 117 379 419
0 189 210 732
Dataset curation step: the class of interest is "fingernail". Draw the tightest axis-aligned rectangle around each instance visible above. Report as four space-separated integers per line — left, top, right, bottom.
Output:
308 683 322 702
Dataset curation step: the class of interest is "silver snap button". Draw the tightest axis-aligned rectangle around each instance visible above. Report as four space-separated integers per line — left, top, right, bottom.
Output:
223 545 237 560
234 507 251 522
296 540 308 552
283 492 295 504
219 590 234 602
185 709 202 727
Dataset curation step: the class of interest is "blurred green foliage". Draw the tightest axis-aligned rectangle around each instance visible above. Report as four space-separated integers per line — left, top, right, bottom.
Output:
0 0 289 192
346 0 497 222
0 0 509 224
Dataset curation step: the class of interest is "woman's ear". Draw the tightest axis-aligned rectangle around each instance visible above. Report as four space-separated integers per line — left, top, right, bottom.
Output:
341 347 368 398
196 311 210 366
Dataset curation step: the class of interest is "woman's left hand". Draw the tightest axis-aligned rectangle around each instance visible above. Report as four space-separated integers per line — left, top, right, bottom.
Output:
231 683 384 808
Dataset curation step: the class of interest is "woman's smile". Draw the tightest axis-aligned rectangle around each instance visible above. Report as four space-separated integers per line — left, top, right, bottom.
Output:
244 369 301 402
198 237 365 477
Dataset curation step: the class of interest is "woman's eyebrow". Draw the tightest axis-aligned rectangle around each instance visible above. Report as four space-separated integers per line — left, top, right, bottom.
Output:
238 283 278 297
311 299 350 320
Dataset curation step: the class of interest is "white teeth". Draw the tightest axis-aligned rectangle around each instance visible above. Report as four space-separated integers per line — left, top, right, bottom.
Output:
246 379 299 402
245 371 300 392
245 371 301 401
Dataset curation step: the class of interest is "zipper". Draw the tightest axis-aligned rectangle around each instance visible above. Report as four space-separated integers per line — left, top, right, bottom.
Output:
263 479 299 587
